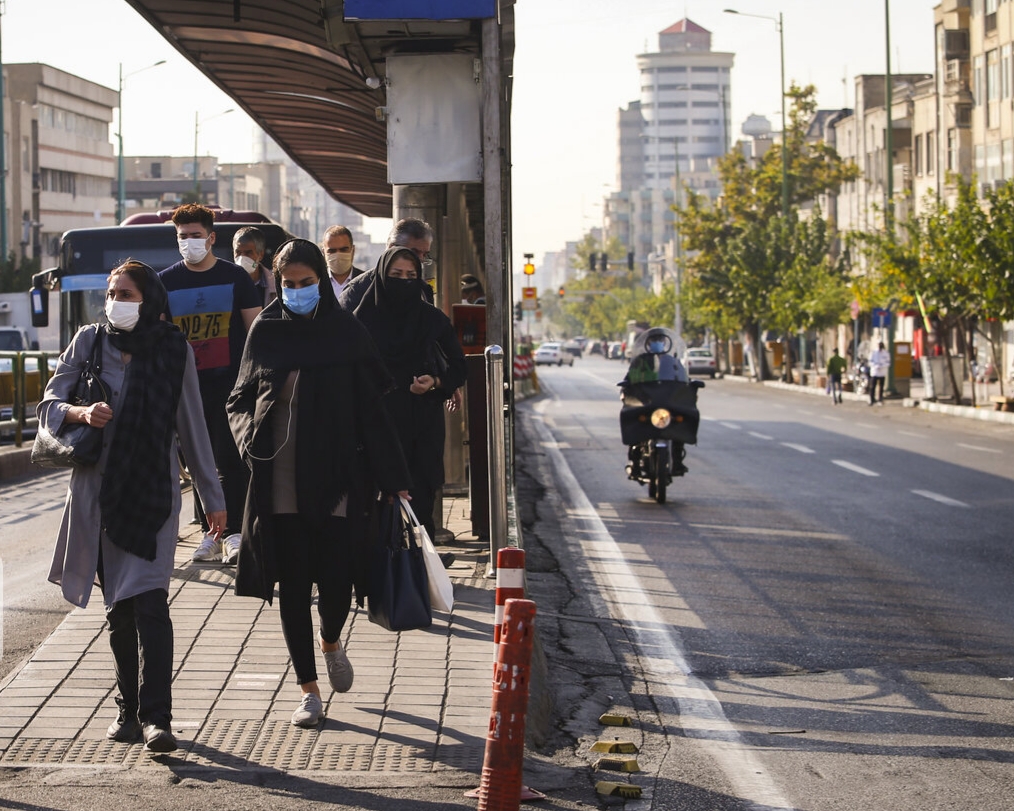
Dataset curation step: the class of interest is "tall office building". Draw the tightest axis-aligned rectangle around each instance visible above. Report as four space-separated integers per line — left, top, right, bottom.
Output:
609 19 733 276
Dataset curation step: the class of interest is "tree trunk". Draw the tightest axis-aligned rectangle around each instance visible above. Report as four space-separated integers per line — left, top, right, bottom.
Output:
942 320 962 404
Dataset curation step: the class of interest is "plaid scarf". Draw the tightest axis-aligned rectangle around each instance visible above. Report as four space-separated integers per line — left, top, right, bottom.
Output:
100 273 188 561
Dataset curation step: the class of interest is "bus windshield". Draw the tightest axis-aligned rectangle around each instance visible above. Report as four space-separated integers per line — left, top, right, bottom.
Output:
35 220 293 349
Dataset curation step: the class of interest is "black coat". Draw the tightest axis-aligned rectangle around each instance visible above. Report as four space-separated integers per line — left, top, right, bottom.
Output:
226 299 412 604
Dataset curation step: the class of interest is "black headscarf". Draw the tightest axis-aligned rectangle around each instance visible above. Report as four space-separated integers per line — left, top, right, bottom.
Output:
235 239 393 517
353 247 432 364
99 262 188 561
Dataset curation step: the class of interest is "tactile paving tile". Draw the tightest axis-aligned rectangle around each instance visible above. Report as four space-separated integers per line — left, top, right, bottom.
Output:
368 742 433 772
187 718 262 768
307 742 374 771
433 743 483 772
1 737 72 763
61 737 134 765
248 719 316 770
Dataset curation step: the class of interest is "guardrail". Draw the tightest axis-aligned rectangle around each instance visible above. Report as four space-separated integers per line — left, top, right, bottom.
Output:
0 351 55 446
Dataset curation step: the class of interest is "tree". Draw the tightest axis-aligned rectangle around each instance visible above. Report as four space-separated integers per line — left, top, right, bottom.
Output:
679 84 859 379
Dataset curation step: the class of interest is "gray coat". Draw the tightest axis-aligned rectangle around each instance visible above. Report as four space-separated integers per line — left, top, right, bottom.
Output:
39 325 224 609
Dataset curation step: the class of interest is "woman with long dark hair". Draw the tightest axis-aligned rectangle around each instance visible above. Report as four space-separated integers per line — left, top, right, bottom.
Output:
227 239 411 728
41 260 225 753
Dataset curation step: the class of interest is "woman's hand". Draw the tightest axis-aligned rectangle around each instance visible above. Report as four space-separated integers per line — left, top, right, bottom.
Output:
410 374 439 395
206 511 227 540
74 402 113 428
445 387 462 412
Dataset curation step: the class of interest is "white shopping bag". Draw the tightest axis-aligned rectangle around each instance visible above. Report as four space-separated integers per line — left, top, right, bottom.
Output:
400 497 455 613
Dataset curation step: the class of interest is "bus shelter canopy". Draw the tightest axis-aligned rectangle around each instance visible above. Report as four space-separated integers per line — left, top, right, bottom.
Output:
123 0 515 220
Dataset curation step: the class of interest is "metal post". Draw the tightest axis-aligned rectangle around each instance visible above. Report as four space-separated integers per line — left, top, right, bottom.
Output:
0 9 8 261
674 135 683 337
485 345 506 573
778 12 788 217
117 63 124 223
193 111 200 200
885 0 894 232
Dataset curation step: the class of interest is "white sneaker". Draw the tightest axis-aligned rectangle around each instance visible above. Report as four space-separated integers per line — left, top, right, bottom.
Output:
192 532 222 562
291 692 324 728
321 635 354 693
222 533 241 565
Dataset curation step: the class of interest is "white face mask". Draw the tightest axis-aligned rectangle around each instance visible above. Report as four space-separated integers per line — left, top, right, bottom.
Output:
105 299 142 332
326 252 353 277
235 255 258 274
179 237 210 265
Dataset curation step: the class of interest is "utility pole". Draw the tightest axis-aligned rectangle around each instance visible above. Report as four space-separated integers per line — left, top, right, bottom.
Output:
0 7 8 262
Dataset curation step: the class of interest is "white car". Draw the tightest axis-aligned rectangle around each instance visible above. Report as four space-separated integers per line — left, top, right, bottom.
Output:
683 347 717 378
534 342 574 366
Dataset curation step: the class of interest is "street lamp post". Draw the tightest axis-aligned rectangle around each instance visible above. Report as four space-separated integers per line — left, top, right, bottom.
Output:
117 60 166 223
0 8 8 261
193 108 235 202
725 8 788 217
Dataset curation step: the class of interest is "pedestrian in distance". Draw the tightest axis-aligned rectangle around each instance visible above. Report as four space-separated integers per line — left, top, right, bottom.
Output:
159 203 263 565
460 273 486 304
868 341 890 406
320 224 366 299
233 226 277 307
226 238 412 729
350 246 468 544
40 260 226 754
827 347 848 404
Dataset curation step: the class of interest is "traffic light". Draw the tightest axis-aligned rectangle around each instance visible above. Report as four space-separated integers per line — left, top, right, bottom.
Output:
627 251 634 271
599 253 608 272
514 301 522 321
558 286 565 298
523 261 535 275
588 252 597 271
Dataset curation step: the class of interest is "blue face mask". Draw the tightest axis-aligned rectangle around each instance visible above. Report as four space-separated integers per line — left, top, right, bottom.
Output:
648 340 666 353
282 284 320 316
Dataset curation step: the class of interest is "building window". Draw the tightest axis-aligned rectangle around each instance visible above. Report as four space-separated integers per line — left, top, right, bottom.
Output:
955 103 973 127
1004 139 1014 179
926 131 935 175
692 101 719 108
1003 45 1012 98
691 84 719 91
914 134 923 175
974 55 984 104
691 66 720 73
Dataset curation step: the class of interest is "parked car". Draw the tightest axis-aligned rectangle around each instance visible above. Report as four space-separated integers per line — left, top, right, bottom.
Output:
683 347 717 378
607 341 625 360
534 341 574 366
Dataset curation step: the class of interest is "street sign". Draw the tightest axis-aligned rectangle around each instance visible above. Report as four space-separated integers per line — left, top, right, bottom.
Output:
521 299 537 311
522 286 537 300
872 307 892 328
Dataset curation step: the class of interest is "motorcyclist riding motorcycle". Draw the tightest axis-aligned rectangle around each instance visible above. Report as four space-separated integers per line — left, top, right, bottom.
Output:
619 328 703 503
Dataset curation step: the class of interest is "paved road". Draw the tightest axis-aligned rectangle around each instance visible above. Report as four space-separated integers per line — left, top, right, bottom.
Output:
519 356 1014 810
0 469 74 683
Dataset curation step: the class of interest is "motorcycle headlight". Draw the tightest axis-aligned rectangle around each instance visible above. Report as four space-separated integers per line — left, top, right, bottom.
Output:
650 408 671 429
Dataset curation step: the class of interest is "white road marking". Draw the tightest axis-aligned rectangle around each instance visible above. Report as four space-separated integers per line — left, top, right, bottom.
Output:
529 402 794 809
897 430 926 438
796 409 813 416
957 442 1003 454
831 460 880 477
822 415 843 422
748 431 773 440
855 422 875 429
911 490 969 507
781 443 815 454
720 422 742 430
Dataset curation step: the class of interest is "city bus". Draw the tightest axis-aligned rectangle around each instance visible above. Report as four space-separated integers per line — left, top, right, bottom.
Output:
31 209 292 349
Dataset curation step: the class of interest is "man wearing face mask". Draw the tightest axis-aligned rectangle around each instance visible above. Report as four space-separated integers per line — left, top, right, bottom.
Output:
233 226 276 307
320 225 365 300
159 204 263 566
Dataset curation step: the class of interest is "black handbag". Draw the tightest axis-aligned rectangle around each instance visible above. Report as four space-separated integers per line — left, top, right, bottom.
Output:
31 327 112 469
367 500 432 632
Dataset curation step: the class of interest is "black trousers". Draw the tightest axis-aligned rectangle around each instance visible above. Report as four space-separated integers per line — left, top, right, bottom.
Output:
197 375 249 535
273 514 354 686
870 375 885 403
105 589 174 728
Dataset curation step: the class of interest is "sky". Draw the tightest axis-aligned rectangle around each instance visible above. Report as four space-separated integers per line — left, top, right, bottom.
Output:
2 0 939 264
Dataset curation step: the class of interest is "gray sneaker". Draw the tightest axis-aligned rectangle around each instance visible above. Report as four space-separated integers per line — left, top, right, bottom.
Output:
192 532 222 562
321 637 354 693
291 692 324 728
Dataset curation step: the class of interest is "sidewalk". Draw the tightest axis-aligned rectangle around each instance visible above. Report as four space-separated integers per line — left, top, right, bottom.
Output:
0 495 497 782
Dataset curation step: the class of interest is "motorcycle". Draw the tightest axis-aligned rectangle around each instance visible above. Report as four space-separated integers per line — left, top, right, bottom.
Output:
849 356 870 396
619 329 704 504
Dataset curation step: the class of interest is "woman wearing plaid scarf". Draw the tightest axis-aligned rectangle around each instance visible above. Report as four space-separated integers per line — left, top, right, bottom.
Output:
41 260 225 754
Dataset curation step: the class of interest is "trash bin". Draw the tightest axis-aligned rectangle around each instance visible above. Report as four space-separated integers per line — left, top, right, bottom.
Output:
893 341 911 398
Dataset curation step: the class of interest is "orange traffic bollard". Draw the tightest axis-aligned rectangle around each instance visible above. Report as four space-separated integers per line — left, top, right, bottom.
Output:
493 548 526 658
476 598 537 811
